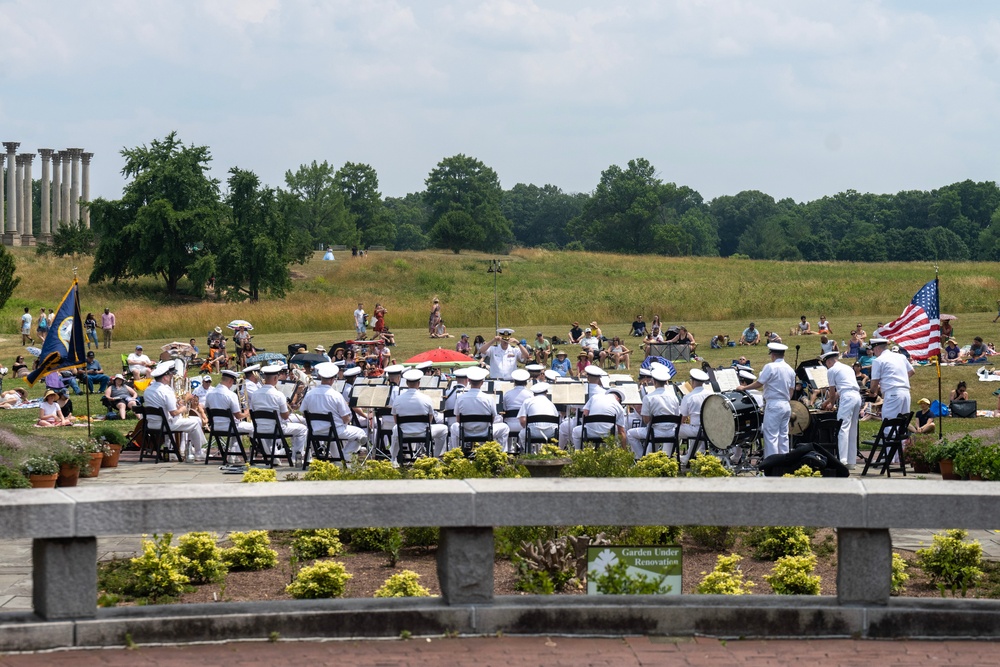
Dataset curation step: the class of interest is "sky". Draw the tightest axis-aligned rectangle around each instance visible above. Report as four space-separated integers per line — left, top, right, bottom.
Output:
2 0 1000 204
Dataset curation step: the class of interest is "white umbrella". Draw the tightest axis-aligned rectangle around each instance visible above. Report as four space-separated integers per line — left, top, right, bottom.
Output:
227 320 254 331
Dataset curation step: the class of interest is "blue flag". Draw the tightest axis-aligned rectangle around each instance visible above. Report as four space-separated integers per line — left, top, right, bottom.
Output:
26 278 87 386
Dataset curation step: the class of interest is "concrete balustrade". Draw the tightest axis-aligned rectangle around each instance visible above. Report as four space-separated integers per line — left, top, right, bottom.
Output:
2 477 1000 650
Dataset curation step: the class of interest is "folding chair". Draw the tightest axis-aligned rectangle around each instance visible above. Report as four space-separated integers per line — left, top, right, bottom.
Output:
394 414 433 465
642 414 683 460
249 409 295 468
303 411 348 470
138 405 183 463
458 414 495 456
206 408 248 465
580 414 618 448
522 414 560 454
861 413 912 477
372 407 394 461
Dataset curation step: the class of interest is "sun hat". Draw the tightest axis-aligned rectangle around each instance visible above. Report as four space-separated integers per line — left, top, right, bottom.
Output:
919 398 931 405
214 326 222 333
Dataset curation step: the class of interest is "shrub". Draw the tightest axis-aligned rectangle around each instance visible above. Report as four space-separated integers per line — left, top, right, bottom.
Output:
351 460 403 481
746 526 812 561
19 455 58 477
176 532 228 584
303 459 347 481
915 529 984 597
764 554 821 595
128 534 191 600
902 436 936 470
954 443 1000 480
222 530 278 571
622 525 682 546
590 560 668 595
495 525 556 559
564 442 634 478
409 456 446 479
286 560 352 599
516 537 579 594
346 527 392 552
52 445 90 470
686 453 732 478
930 435 980 464
697 554 755 595
519 443 570 460
403 526 439 549
374 570 432 598
291 529 344 559
686 525 739 551
783 465 822 478
242 467 277 483
891 552 909 595
0 466 30 489
631 451 679 478
471 441 510 477
441 448 477 478
92 427 127 447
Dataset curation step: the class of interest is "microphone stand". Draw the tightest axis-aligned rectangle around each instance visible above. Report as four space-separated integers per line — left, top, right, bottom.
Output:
795 345 800 367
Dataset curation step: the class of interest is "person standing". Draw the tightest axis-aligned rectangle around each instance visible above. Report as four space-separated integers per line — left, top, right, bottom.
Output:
428 297 441 336
868 337 913 421
479 328 529 380
820 351 862 469
20 307 33 346
739 342 796 459
101 308 116 349
353 303 367 340
36 307 49 342
84 313 98 350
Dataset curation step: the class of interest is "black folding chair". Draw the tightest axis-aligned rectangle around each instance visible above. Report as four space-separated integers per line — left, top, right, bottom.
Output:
249 409 295 468
138 405 183 463
522 414 560 454
372 407 394 461
642 414 683 460
861 413 912 477
458 414 495 456
580 414 617 448
394 414 434 464
205 408 248 465
303 411 348 470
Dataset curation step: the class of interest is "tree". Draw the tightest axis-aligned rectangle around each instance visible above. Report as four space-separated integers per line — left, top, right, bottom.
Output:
431 210 483 254
281 161 357 247
37 221 96 257
709 190 779 256
335 162 394 247
425 154 512 253
0 244 20 311
384 193 430 250
89 132 222 294
502 183 586 248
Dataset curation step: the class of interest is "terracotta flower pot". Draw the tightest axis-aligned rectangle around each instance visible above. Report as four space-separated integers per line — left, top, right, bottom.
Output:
29 473 58 489
101 444 123 468
57 464 80 487
939 458 959 480
81 452 104 478
911 461 931 474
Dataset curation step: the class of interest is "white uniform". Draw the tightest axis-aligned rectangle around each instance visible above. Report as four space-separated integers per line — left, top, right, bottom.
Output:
872 350 913 420
192 384 209 407
517 395 559 448
249 384 307 459
300 384 368 459
484 344 524 380
340 381 368 428
450 387 509 450
571 393 626 449
442 383 467 427
758 358 796 458
143 380 206 459
391 388 449 457
502 384 532 440
558 383 605 448
678 385 710 441
826 361 861 466
204 383 254 442
626 386 680 459
244 378 261 397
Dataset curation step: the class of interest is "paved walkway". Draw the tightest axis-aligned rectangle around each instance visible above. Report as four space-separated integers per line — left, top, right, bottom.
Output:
2 636 998 666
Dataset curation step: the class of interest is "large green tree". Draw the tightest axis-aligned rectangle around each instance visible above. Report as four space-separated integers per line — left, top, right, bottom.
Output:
0 244 20 311
502 183 587 248
384 193 430 250
335 162 394 247
281 161 357 247
424 154 512 253
89 132 221 294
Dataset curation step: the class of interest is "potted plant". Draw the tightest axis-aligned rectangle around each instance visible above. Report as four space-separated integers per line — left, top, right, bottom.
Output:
957 443 1000 481
53 445 90 487
517 443 572 478
903 436 936 474
20 456 59 489
931 436 980 480
79 440 111 478
93 428 126 468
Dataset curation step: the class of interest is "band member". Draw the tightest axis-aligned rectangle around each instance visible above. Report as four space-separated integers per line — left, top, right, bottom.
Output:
518 382 559 450
249 364 308 464
626 366 680 459
679 368 711 464
341 366 368 428
392 369 449 458
300 362 368 460
450 367 509 450
868 338 913 421
205 369 254 461
242 364 262 399
479 328 529 380
145 362 207 461
502 369 533 446
558 365 606 448
738 342 796 458
442 368 470 428
571 387 627 450
820 351 862 469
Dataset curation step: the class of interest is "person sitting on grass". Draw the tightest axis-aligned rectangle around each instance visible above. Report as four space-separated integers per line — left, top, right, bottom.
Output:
629 315 646 338
817 315 832 335
792 315 814 336
967 337 988 363
456 333 471 356
909 398 936 434
710 333 729 349
11 355 28 379
738 322 759 346
950 380 970 402
36 390 72 427
764 330 782 345
104 374 139 420
0 387 27 408
532 332 551 365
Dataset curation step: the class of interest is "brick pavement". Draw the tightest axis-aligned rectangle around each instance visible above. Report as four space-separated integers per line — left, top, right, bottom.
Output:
1 636 998 666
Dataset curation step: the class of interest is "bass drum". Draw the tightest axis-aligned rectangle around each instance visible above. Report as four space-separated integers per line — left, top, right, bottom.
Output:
789 400 811 436
701 391 763 450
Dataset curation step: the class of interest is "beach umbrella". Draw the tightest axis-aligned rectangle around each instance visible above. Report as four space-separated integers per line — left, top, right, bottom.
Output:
640 356 676 378
403 348 480 368
246 352 285 365
161 342 195 356
227 319 254 330
26 346 42 357
288 353 329 366
940 314 957 321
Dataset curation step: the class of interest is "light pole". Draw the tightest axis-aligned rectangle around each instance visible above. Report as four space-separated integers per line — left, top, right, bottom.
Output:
487 258 502 332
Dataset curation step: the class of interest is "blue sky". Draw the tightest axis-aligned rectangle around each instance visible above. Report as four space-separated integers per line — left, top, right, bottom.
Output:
2 1 999 204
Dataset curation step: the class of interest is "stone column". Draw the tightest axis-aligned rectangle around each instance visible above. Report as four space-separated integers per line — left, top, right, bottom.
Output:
33 537 98 620
38 150 53 244
14 155 23 236
51 151 62 228
20 153 35 246
2 142 18 245
81 152 92 228
69 148 82 223
0 154 5 239
60 150 70 225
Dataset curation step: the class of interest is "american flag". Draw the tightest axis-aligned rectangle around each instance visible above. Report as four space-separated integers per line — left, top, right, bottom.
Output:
875 279 941 361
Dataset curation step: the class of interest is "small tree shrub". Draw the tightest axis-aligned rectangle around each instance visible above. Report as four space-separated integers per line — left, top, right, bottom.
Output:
304 459 347 481
291 529 344 559
564 441 634 478
686 525 740 551
285 560 352 599
697 554 755 595
374 570 432 598
409 456 446 479
746 526 812 561
622 525 683 546
916 529 984 597
242 467 277 483
222 530 278 571
441 448 477 478
91 427 127 447
176 532 228 584
346 527 392 552
591 560 668 595
0 466 30 489
891 552 909 595
471 441 512 477
128 534 191 600
351 460 404 481
686 453 732 478
783 465 822 478
403 526 439 549
631 451 679 478
764 554 821 595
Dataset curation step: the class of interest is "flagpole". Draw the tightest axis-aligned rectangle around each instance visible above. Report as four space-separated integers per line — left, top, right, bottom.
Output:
935 268 943 441
74 267 92 440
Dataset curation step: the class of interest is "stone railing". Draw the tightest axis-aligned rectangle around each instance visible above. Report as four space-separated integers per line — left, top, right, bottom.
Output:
2 477 1000 650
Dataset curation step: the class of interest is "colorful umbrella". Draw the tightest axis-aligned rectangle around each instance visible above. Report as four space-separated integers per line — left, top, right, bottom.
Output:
161 342 195 355
227 319 254 331
940 314 957 321
246 352 285 365
26 346 42 357
404 348 480 368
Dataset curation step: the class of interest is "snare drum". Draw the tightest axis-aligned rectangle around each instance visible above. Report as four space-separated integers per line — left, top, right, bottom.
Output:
701 391 763 449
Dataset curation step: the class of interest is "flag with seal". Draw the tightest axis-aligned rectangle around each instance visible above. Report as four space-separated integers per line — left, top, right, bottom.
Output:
25 278 86 386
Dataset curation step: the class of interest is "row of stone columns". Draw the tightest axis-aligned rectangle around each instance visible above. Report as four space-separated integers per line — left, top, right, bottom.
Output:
1 144 92 246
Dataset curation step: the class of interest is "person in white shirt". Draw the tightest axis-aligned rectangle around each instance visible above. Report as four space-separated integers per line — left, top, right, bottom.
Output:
571 387 627 449
442 368 469 428
739 342 797 458
579 329 601 361
517 382 559 451
300 362 368 461
558 365 606 448
242 365 262 399
679 368 712 464
353 303 367 339
192 375 212 407
127 345 154 380
626 366 680 459
869 338 914 421
478 328 529 380
501 369 532 449
249 364 308 464
820 351 862 468
450 367 509 450
205 369 254 459
392 369 449 457
340 366 368 428
144 362 207 460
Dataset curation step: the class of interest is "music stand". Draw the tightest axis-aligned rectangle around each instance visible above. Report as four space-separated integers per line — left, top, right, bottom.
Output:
417 388 444 411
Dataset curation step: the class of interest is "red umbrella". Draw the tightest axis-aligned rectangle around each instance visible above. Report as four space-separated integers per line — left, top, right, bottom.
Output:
405 348 478 366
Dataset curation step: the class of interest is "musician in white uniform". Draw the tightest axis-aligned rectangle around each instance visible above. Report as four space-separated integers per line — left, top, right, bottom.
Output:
524 363 545 382
300 362 368 460
479 328 529 380
626 366 680 459
571 387 627 449
558 365 606 448
340 366 368 428
204 369 254 451
391 369 449 457
502 369 532 449
144 362 207 461
679 368 711 464
518 382 559 450
242 364 262 398
450 367 509 449
820 351 862 469
869 337 913 421
376 364 406 443
442 368 469 428
249 364 308 464
739 342 796 459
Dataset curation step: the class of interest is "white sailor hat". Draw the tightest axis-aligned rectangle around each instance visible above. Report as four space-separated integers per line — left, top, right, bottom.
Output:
543 369 559 381
638 368 652 377
315 362 339 379
261 364 283 375
466 367 489 382
584 365 606 377
690 368 710 382
511 369 530 382
384 364 405 375
531 382 550 394
242 364 260 373
497 327 515 335
334 360 345 367
201 374 213 382
415 361 433 371
221 369 240 380
736 364 753 373
151 362 176 378
870 338 889 346
738 370 757 382
453 368 469 378
651 367 672 383
524 364 544 373
767 342 788 352
607 387 626 401
820 351 840 362
343 366 362 378
402 369 423 382
650 361 665 370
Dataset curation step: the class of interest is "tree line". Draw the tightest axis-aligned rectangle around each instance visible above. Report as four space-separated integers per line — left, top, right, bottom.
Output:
39 132 999 299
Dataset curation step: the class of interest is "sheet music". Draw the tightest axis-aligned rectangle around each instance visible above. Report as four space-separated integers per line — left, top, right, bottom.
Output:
419 375 440 388
713 368 740 392
619 384 642 406
277 381 297 400
355 385 391 408
608 374 633 384
551 383 587 406
494 381 514 395
804 365 830 389
417 388 444 410
332 380 346 394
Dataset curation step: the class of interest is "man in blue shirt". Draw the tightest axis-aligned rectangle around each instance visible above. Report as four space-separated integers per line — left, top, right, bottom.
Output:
84 352 110 393
550 350 572 376
739 322 760 346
